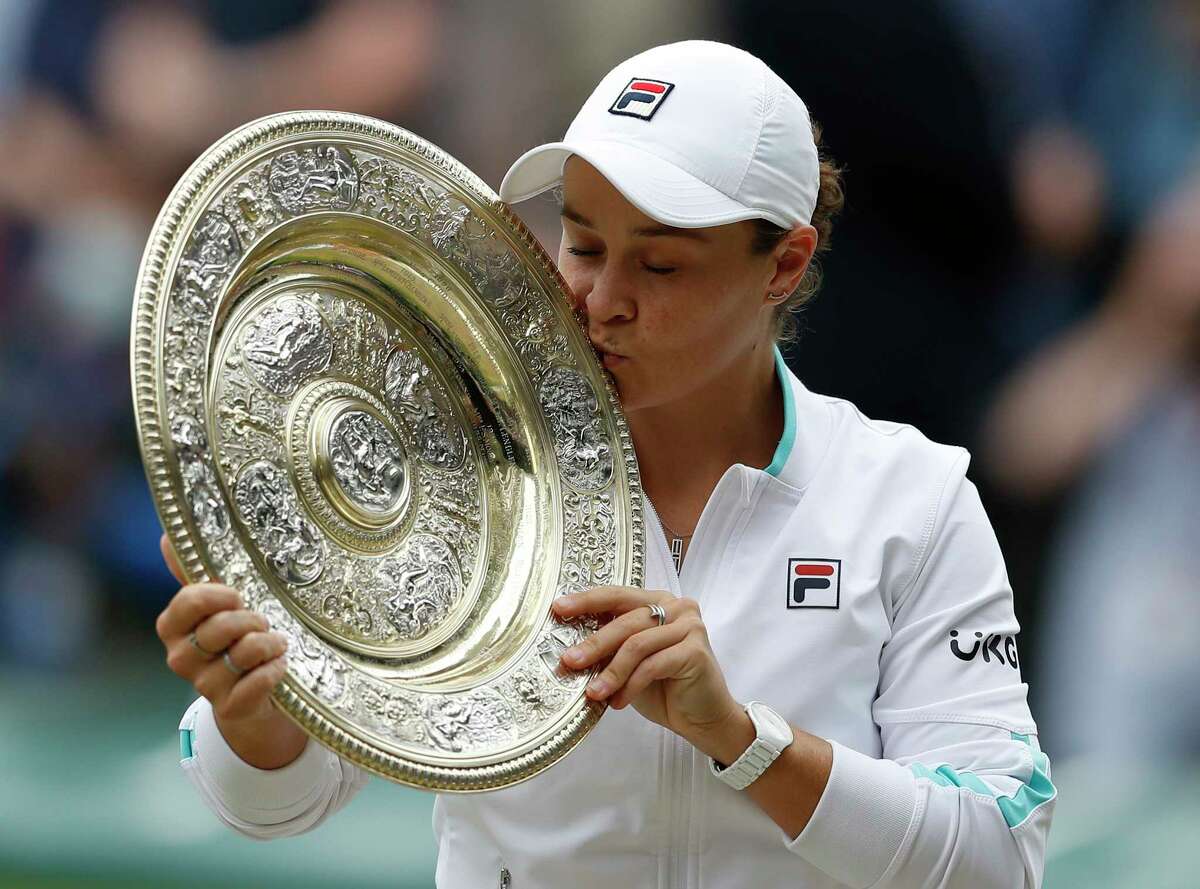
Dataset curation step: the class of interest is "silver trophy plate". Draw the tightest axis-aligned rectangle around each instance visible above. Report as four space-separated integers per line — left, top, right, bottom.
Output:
131 111 645 791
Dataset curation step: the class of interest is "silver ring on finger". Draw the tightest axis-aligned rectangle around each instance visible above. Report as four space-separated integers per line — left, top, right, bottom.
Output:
646 602 667 627
222 650 246 677
189 630 218 659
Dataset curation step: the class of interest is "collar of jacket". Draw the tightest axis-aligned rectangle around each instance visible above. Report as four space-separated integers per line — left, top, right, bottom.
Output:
762 344 833 495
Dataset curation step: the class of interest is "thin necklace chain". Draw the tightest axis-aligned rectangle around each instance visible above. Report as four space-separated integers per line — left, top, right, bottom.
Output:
651 499 694 572
656 511 694 541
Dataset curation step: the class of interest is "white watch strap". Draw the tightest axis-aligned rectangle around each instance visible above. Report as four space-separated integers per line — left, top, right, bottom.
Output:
708 701 793 791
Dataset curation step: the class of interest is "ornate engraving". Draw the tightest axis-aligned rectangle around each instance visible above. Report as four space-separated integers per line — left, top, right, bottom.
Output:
353 680 425 742
260 595 348 704
420 463 480 519
284 378 416 554
536 621 597 688
374 534 461 641
165 354 203 407
170 412 207 460
482 252 573 375
503 661 571 728
538 366 614 491
233 460 325 585
215 163 281 245
328 409 407 513
430 202 471 253
181 460 230 541
355 152 576 378
414 457 482 587
384 346 466 469
315 292 391 388
214 373 286 473
208 532 255 591
134 114 643 790
357 158 466 243
424 690 515 753
321 587 374 636
242 295 334 396
269 145 359 214
175 211 240 318
558 488 616 597
164 313 206 372
170 414 230 540
291 629 348 703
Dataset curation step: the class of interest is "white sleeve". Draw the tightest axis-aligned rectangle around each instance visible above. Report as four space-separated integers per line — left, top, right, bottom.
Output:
784 449 1056 888
177 696 370 840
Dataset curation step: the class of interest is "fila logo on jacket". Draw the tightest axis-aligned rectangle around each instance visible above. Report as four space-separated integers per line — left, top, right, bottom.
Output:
786 558 841 609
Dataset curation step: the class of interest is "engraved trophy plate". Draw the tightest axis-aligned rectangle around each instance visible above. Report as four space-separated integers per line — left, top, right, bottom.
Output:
131 112 644 791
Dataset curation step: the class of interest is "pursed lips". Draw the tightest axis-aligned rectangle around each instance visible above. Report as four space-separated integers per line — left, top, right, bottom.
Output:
602 354 625 370
589 334 625 358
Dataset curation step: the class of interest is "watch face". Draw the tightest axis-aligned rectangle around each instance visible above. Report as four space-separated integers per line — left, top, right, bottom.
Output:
747 702 793 747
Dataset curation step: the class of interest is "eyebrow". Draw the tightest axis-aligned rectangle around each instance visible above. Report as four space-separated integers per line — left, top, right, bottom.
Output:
561 204 711 242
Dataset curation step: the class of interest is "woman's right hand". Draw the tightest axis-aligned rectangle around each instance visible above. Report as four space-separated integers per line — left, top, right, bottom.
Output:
155 532 308 769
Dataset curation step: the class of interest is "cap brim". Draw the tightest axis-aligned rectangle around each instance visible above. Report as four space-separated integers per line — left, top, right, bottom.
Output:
499 138 780 229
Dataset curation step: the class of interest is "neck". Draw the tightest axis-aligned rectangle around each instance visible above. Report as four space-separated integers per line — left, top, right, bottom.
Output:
628 341 784 513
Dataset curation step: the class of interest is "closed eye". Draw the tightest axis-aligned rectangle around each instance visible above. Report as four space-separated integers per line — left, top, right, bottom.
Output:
565 247 675 275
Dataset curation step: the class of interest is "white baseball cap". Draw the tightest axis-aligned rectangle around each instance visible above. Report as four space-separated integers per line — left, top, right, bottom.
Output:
499 39 820 229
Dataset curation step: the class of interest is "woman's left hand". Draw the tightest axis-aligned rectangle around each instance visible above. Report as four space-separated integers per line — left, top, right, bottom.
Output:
552 586 744 751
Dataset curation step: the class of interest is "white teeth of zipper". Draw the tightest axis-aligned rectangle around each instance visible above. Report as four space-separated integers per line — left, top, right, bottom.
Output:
643 497 691 888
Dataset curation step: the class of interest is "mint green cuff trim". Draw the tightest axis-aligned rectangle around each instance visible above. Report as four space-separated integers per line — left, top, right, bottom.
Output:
180 728 194 761
909 732 1056 829
999 732 1055 828
764 345 795 477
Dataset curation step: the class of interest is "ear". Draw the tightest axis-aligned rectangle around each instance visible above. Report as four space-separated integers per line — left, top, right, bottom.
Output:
764 223 818 303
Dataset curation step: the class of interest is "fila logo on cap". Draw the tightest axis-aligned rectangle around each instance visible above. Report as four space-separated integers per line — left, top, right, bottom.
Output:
787 558 841 609
609 77 675 120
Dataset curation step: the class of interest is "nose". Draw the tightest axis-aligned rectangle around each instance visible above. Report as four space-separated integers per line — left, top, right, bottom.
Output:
573 262 636 326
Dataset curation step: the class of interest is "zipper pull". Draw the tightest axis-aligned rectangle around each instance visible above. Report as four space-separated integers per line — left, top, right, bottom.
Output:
499 866 511 888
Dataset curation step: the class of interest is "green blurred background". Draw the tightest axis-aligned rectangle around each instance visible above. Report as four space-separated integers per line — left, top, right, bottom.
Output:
0 646 438 889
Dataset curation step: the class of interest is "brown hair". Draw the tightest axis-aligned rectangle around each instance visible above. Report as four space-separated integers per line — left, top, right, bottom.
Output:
749 122 845 344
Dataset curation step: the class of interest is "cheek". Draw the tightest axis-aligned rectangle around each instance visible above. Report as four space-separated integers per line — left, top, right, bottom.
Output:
562 269 588 299
556 261 591 309
643 280 755 350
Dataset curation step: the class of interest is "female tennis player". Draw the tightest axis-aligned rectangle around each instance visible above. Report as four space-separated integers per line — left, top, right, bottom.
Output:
156 40 1054 888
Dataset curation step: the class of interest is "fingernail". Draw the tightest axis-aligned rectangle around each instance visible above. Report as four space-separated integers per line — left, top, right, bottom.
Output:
587 678 608 697
562 646 582 664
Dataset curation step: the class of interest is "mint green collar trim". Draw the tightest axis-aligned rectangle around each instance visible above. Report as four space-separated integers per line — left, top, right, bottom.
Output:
764 344 796 477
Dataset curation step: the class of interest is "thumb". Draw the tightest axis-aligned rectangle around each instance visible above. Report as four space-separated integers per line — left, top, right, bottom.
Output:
160 533 188 586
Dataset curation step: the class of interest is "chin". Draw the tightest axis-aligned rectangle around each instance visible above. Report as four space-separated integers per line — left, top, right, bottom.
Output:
606 370 671 414
604 370 640 411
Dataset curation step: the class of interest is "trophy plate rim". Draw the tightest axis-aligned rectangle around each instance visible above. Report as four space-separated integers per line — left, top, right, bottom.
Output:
131 110 645 792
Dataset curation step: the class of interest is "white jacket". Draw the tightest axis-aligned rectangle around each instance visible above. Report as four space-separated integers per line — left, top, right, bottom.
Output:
178 348 1055 888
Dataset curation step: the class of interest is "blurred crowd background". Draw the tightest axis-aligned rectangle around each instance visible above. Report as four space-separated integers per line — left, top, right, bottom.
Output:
1 1 1198 887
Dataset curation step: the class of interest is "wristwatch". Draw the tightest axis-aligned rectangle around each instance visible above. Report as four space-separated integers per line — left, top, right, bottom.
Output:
708 700 794 790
